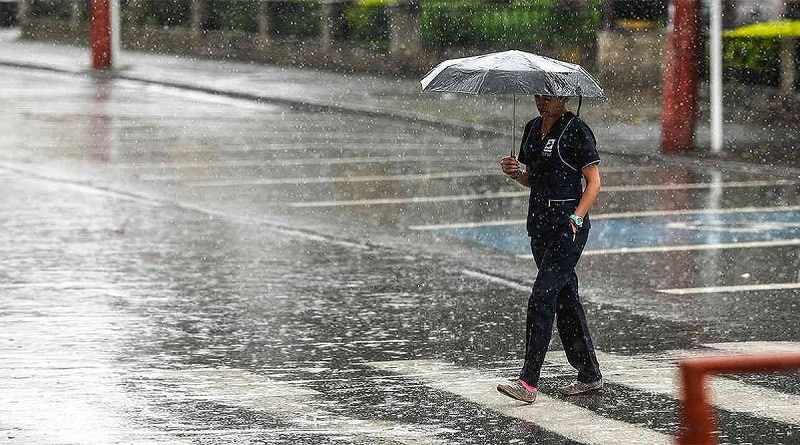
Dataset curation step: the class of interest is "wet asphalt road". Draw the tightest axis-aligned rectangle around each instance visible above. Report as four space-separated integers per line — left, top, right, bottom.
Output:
1 66 799 444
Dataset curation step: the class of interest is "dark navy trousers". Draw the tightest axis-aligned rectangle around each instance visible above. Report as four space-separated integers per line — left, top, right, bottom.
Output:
519 228 602 387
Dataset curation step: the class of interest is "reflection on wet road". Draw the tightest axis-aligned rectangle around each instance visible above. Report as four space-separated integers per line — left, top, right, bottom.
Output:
0 66 798 444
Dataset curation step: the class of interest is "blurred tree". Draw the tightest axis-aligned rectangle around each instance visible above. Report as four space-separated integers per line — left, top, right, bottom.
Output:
420 0 600 49
269 0 320 41
610 0 666 21
344 0 390 47
205 0 258 33
141 0 190 29
30 0 72 20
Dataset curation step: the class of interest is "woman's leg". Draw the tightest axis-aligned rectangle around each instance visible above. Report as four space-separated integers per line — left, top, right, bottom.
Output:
556 229 602 383
519 233 575 386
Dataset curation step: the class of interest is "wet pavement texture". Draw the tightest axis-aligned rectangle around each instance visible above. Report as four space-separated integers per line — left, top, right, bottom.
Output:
0 39 799 445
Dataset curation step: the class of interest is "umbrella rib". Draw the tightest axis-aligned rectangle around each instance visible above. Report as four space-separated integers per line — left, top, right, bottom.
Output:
476 67 492 94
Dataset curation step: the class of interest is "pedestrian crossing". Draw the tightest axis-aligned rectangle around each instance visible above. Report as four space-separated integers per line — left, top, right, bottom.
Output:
366 342 800 443
146 367 449 445
367 359 673 445
141 341 800 445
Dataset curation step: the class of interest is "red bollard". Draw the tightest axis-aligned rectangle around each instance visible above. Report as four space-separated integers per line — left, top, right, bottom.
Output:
90 0 112 70
660 0 702 153
678 353 800 445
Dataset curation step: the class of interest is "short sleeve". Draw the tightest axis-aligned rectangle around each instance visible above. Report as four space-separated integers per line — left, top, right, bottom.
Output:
565 119 600 170
517 118 539 166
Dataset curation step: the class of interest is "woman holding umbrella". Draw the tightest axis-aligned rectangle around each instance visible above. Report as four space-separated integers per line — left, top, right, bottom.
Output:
418 49 606 403
496 94 603 403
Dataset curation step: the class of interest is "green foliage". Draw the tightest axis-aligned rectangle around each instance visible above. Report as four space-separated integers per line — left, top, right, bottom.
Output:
420 0 601 49
205 0 258 33
344 1 390 46
33 0 602 50
268 0 320 39
358 0 394 7
722 37 781 86
420 0 478 45
30 0 73 20
141 0 191 29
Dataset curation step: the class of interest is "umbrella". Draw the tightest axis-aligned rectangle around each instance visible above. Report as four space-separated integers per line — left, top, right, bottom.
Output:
420 49 605 156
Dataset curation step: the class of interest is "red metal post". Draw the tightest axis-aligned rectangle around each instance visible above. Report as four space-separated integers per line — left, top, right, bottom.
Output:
660 0 702 153
677 359 714 445
90 0 112 70
678 353 800 445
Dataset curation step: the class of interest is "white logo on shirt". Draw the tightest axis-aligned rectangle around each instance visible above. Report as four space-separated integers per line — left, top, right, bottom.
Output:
542 139 555 157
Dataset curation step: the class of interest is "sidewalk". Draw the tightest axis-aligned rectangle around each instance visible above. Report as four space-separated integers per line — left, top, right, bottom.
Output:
0 29 796 170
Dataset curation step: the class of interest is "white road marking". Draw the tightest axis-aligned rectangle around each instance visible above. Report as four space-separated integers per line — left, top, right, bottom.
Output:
602 179 796 192
290 180 797 208
272 227 371 250
131 160 666 174
552 348 800 426
465 267 800 299
409 205 800 231
290 191 527 208
182 170 492 187
0 163 165 207
367 359 673 445
657 282 800 295
0 164 373 251
579 239 800 256
152 165 670 187
703 341 800 355
582 205 800 220
411 218 525 231
149 367 446 445
461 269 530 292
665 220 800 233
120 155 497 169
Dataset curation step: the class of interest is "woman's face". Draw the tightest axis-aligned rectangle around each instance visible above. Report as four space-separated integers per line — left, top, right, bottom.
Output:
535 95 568 118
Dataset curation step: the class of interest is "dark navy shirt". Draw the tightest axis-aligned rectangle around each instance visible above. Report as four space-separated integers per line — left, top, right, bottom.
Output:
517 112 600 237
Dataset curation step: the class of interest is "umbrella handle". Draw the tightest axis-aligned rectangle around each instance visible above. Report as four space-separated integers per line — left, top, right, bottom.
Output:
511 94 516 158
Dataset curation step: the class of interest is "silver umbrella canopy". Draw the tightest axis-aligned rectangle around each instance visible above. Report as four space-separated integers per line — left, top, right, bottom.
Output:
420 49 605 97
420 50 606 155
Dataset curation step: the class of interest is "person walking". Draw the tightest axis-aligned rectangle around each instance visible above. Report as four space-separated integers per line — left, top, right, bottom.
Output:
496 95 603 404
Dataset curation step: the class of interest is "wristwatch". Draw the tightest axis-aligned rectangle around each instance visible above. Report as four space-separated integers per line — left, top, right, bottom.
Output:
569 214 583 228
509 170 523 180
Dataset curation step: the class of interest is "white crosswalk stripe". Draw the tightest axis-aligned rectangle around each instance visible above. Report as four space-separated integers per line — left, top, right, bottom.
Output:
563 347 800 426
367 341 800 444
703 341 800 355
367 360 673 445
147 367 447 445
